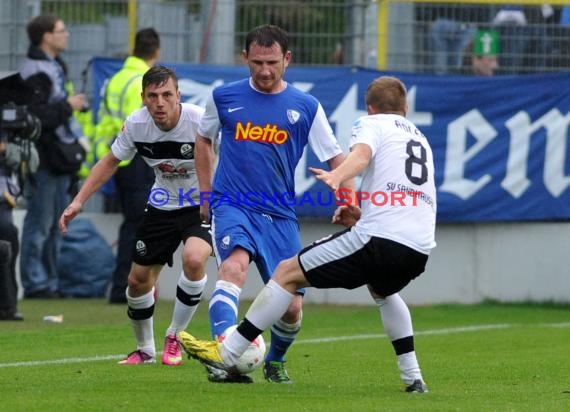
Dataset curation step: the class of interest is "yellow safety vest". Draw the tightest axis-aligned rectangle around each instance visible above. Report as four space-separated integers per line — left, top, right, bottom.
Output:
93 56 150 167
65 80 93 179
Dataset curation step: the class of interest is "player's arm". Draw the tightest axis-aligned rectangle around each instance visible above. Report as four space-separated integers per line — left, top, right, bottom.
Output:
59 153 120 234
317 146 369 226
308 102 357 201
311 143 371 192
327 152 357 202
195 134 215 222
332 204 362 227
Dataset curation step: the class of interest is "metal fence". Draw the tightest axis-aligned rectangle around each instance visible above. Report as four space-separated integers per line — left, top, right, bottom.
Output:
403 1 570 75
0 0 359 91
1 0 570 91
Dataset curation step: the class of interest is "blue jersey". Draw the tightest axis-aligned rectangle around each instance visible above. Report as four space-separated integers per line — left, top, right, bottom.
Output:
199 78 342 220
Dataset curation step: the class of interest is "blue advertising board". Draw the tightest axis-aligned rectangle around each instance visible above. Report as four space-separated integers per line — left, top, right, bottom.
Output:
91 57 570 222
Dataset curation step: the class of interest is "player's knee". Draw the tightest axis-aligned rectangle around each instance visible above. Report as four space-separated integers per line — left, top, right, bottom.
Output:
273 257 302 286
127 273 142 290
182 253 206 275
284 295 303 319
183 239 211 266
127 270 151 293
219 259 247 284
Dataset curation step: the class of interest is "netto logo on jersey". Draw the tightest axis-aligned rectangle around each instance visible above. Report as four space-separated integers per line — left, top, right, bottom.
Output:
235 121 288 144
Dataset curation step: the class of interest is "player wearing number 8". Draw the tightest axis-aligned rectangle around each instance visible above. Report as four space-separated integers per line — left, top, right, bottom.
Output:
179 76 436 392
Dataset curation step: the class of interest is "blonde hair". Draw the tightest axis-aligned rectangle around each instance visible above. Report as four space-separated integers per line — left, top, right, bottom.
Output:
365 76 407 114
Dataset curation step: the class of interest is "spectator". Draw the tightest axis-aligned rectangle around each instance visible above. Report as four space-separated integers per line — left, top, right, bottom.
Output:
19 14 88 299
471 30 499 76
93 28 160 304
331 41 345 65
458 30 500 76
428 5 492 74
492 5 554 73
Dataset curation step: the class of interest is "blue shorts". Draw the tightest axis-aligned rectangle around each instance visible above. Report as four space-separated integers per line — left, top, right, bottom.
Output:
211 205 303 289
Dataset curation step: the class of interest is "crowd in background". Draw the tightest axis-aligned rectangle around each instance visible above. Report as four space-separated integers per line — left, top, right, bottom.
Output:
414 4 570 76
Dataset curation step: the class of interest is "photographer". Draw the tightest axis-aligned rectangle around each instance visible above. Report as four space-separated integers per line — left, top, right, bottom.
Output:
0 70 41 318
19 14 87 299
0 137 24 320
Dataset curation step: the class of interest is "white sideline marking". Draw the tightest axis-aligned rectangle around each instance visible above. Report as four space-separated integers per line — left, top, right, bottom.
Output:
298 323 513 344
1 322 569 369
0 354 123 369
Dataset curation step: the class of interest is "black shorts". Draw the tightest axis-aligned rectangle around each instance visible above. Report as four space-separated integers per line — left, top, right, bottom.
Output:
132 205 212 267
298 228 428 297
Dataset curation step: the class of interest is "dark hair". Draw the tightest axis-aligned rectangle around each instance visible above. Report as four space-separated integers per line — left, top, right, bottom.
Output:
133 28 160 60
27 15 60 46
142 65 178 92
365 76 407 114
244 24 288 55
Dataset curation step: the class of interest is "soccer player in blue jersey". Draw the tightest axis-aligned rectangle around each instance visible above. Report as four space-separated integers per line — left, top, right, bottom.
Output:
192 24 354 383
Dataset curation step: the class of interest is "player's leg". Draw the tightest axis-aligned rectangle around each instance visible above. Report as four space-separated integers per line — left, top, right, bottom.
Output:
184 230 350 367
179 229 370 372
198 206 257 382
208 248 250 336
255 215 304 383
163 226 212 366
369 289 427 392
167 238 211 335
208 206 254 339
120 206 179 364
365 238 429 392
179 256 306 369
119 262 162 364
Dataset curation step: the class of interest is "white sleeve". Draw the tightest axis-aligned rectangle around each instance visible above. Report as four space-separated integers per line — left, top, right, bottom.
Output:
350 116 379 156
197 92 221 141
307 103 343 162
110 119 137 161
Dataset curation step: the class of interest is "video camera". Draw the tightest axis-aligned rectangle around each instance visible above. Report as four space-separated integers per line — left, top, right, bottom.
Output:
0 71 40 186
0 71 41 143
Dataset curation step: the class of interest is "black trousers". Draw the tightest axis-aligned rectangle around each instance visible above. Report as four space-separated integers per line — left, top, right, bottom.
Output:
0 203 19 312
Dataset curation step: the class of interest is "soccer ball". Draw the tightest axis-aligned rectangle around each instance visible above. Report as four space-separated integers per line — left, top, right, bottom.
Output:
220 325 266 375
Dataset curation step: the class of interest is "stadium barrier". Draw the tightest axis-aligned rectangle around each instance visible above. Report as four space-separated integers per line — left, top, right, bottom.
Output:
13 211 570 304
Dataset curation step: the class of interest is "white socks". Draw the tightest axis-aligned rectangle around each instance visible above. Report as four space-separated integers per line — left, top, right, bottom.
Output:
127 287 156 357
166 273 207 336
221 280 294 364
375 293 423 384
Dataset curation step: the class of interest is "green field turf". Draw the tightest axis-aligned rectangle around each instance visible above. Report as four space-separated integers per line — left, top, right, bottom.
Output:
1 299 569 411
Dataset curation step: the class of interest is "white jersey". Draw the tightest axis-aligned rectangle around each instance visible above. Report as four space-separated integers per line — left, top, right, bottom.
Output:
111 103 204 211
351 113 437 254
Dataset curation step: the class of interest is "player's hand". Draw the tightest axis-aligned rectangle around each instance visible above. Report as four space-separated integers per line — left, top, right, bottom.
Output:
332 204 361 228
199 203 210 225
309 167 340 191
59 201 82 235
67 93 87 111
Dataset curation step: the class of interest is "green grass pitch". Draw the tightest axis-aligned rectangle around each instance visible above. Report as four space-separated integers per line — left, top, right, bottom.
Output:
1 299 569 411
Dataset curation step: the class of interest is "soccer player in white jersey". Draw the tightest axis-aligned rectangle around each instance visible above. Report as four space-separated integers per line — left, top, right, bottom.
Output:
191 24 354 383
180 76 436 393
59 66 212 366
